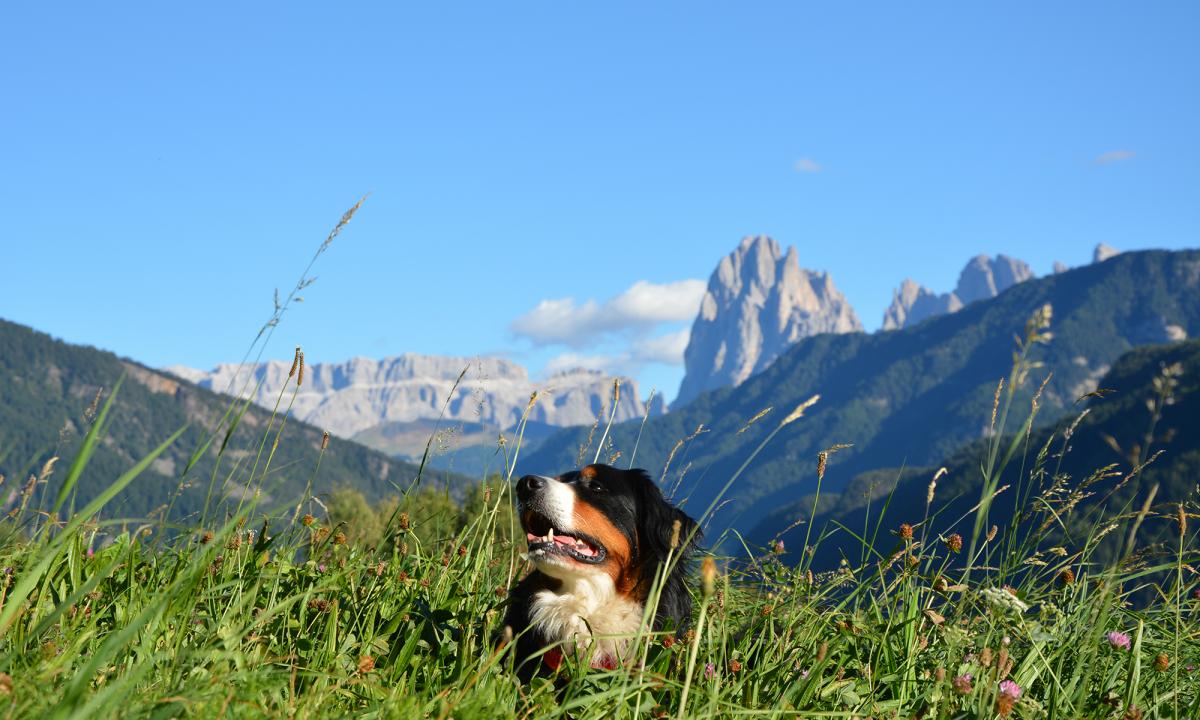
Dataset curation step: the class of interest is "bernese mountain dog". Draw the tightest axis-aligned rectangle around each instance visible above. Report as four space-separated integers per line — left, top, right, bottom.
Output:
501 464 700 682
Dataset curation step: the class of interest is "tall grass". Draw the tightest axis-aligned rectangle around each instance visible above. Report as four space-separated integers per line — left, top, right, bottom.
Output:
1 242 1196 718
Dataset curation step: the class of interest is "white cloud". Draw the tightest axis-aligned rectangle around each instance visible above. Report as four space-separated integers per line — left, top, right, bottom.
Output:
1095 149 1135 165
631 328 691 365
511 279 706 348
794 157 823 173
541 328 693 380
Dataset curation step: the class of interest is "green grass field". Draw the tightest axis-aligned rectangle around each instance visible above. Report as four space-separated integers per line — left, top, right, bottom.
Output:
2 211 1196 718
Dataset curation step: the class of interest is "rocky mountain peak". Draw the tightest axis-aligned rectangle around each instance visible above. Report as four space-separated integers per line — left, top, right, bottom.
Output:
882 254 1034 330
1094 243 1121 263
676 235 862 407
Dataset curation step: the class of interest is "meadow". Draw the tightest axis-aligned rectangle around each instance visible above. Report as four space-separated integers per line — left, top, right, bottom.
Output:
1 208 1196 718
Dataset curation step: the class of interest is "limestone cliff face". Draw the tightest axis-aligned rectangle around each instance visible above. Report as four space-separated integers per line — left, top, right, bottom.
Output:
881 254 1034 331
675 235 862 407
167 354 652 439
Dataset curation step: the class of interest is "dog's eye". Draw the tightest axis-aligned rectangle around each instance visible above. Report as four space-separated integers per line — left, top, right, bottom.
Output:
587 481 605 493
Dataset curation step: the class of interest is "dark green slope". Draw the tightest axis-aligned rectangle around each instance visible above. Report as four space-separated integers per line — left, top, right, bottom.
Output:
0 318 469 521
756 338 1200 566
520 250 1200 536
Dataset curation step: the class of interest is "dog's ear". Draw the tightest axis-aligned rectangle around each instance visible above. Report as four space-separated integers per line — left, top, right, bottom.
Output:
629 469 700 562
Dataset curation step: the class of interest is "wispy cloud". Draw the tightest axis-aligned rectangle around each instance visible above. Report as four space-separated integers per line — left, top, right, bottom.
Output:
1095 149 1135 166
541 327 692 378
631 328 691 365
511 279 705 348
794 157 823 173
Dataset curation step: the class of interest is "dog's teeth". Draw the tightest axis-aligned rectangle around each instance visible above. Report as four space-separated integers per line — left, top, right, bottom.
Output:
547 528 554 542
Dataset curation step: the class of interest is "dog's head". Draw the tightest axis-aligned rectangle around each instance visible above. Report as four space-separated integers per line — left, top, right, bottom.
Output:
516 464 699 597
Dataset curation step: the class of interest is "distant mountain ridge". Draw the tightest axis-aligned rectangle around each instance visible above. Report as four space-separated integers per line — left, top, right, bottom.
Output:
676 235 861 406
0 318 469 521
882 254 1035 330
521 249 1200 542
169 354 653 437
759 337 1200 563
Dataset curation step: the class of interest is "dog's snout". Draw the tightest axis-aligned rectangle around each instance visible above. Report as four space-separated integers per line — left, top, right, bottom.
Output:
517 474 546 499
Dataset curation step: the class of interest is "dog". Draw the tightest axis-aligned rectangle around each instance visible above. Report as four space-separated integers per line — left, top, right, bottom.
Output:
500 464 700 682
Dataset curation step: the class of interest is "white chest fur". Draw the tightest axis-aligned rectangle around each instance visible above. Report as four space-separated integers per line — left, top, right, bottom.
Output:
529 574 645 665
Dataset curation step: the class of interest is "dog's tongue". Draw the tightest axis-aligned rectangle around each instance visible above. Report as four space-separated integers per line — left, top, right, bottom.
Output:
554 534 576 547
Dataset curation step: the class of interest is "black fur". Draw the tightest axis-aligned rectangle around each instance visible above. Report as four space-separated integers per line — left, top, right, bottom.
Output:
499 465 700 683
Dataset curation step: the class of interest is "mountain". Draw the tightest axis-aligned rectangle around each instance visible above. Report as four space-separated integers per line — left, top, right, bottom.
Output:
675 235 861 407
882 254 1035 330
0 318 470 521
755 337 1200 564
521 249 1200 540
169 355 657 474
1094 243 1121 263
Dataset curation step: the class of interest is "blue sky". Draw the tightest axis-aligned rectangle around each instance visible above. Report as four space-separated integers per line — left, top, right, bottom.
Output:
3 2 1198 402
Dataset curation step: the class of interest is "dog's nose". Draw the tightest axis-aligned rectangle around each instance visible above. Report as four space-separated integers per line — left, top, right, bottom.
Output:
517 475 546 499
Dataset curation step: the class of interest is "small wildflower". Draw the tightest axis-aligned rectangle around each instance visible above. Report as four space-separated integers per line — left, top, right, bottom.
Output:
333 531 347 545
980 647 994 667
816 642 827 662
1107 631 1131 651
317 563 326 573
1154 653 1170 672
945 533 963 553
987 525 998 542
661 635 675 649
996 680 1021 716
357 655 375 674
320 431 330 451
771 539 785 554
729 660 742 674
494 585 507 598
1059 568 1075 585
898 523 913 541
704 662 715 680
301 514 315 527
458 545 468 557
1124 705 1143 720
199 530 214 545
398 512 411 531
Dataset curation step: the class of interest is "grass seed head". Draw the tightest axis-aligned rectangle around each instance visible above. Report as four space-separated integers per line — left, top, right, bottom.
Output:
700 557 717 598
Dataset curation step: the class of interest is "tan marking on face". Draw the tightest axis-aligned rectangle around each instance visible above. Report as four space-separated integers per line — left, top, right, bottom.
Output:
580 465 598 480
571 501 632 588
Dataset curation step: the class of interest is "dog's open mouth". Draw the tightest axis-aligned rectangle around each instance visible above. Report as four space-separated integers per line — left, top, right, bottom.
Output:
522 511 606 564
